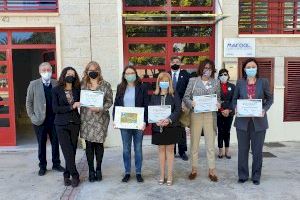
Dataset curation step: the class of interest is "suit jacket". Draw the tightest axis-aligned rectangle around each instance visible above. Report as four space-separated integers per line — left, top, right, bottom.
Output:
218 82 236 116
232 78 273 132
26 78 57 126
149 93 181 132
52 85 81 126
113 83 149 123
170 69 191 100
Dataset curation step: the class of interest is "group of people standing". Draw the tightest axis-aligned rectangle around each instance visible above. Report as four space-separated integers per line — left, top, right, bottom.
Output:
26 56 273 188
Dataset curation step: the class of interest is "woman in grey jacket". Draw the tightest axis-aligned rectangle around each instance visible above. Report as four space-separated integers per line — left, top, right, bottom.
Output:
183 59 220 182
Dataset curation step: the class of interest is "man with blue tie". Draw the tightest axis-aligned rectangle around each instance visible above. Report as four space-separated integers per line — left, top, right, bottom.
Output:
26 62 65 176
170 56 191 161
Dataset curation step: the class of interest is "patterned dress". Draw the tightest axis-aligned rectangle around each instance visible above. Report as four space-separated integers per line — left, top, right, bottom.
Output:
80 80 113 143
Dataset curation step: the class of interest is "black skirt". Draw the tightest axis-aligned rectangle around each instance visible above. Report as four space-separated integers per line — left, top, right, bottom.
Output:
152 127 181 145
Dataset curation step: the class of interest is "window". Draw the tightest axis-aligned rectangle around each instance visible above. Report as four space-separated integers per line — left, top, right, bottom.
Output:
239 0 300 34
238 58 274 93
284 58 300 121
0 0 58 12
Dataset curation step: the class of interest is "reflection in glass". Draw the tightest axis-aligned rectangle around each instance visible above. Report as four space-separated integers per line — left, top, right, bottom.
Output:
181 56 208 65
12 32 55 44
129 44 166 53
0 32 7 45
129 57 165 66
126 26 167 37
172 26 212 37
173 43 209 53
0 53 6 61
124 0 166 7
0 118 10 127
0 92 9 114
0 65 7 75
171 0 212 7
0 78 8 88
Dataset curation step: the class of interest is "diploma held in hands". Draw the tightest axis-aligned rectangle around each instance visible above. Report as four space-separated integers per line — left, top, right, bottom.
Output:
114 106 145 129
148 105 171 123
193 94 218 113
237 99 263 117
80 90 104 108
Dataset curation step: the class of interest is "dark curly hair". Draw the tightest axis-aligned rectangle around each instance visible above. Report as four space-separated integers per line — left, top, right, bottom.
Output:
242 58 260 79
197 59 216 78
58 66 81 89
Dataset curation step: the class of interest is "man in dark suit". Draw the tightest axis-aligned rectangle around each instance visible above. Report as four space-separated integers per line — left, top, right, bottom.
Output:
170 56 190 161
26 62 65 176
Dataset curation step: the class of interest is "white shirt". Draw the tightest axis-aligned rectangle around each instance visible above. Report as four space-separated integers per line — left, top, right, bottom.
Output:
42 78 51 86
171 70 180 82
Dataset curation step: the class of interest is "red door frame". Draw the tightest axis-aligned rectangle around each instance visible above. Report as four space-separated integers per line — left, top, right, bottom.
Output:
0 28 56 146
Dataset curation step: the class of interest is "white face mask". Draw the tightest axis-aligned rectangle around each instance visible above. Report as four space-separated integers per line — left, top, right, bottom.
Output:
219 76 228 83
40 72 52 81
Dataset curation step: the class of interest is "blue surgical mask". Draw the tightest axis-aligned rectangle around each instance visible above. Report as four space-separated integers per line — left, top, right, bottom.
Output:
159 81 169 89
245 68 257 78
125 74 136 83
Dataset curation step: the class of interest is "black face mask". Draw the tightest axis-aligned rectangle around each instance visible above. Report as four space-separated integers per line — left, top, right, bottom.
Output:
88 71 99 79
171 64 180 71
65 76 75 83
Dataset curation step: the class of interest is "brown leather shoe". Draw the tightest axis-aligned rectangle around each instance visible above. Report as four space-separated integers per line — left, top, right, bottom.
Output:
188 172 197 180
208 174 218 182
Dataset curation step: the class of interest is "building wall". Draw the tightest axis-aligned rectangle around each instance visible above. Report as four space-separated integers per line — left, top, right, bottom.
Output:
222 0 300 143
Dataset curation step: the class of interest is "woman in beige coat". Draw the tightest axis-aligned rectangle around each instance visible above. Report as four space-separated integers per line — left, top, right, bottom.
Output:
80 61 113 182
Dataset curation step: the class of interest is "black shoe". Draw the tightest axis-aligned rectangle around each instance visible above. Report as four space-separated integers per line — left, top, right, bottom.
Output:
89 171 96 182
71 177 80 188
64 178 71 186
253 180 260 185
180 153 189 161
96 170 102 181
218 155 223 159
52 165 65 172
225 154 231 159
38 168 46 176
238 179 248 183
122 174 130 183
136 174 144 183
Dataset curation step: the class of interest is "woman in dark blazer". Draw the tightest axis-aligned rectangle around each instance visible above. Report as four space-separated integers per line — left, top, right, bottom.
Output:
233 58 273 185
217 68 235 159
113 66 149 183
52 66 81 187
150 72 181 186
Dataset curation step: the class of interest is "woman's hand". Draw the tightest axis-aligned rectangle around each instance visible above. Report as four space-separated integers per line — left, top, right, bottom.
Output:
156 119 164 127
192 101 196 108
89 107 101 112
262 109 266 117
216 103 221 110
139 123 146 131
72 102 80 109
221 109 230 117
161 119 170 127
113 122 118 129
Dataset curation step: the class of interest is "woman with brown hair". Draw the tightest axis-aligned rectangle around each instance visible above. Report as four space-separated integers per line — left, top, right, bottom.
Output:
183 59 221 182
80 61 113 182
150 72 181 186
113 66 149 183
52 67 81 187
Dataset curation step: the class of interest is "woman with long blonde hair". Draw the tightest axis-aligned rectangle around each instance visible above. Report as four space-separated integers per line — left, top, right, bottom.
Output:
80 61 113 182
150 72 181 186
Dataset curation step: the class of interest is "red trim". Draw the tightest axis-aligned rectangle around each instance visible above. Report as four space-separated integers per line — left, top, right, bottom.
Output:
0 0 58 13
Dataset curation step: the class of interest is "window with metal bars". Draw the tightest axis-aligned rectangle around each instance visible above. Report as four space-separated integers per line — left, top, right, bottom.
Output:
0 0 58 12
239 0 300 34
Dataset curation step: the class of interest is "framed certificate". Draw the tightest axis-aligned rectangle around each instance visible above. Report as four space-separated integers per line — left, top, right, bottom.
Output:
237 99 263 117
80 90 104 108
114 106 145 129
148 105 171 123
193 94 218 113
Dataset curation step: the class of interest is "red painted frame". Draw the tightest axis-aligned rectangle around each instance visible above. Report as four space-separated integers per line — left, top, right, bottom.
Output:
0 28 56 146
0 0 58 12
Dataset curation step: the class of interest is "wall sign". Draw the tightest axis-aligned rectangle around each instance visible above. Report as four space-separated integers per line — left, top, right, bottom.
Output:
224 38 255 57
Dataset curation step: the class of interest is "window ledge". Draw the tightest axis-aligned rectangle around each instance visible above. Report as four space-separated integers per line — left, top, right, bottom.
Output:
239 34 300 38
0 12 59 17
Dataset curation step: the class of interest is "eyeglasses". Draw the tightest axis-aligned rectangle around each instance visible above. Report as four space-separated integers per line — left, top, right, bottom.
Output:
220 73 228 77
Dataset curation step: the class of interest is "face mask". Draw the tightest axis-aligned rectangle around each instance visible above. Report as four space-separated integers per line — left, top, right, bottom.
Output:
125 74 136 83
159 81 169 89
65 76 75 83
171 64 180 71
219 75 228 83
40 72 52 81
88 71 99 79
245 68 257 78
203 69 212 77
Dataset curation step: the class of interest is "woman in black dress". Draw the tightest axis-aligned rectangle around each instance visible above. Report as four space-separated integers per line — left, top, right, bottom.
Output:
150 72 181 186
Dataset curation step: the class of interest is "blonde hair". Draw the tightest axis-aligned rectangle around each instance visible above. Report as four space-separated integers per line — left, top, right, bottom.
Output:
82 61 103 87
154 72 174 96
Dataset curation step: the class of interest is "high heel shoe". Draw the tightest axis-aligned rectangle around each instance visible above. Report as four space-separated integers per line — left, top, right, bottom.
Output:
158 179 164 185
166 180 173 186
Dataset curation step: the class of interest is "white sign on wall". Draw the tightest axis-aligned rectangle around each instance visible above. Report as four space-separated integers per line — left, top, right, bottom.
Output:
224 38 255 57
